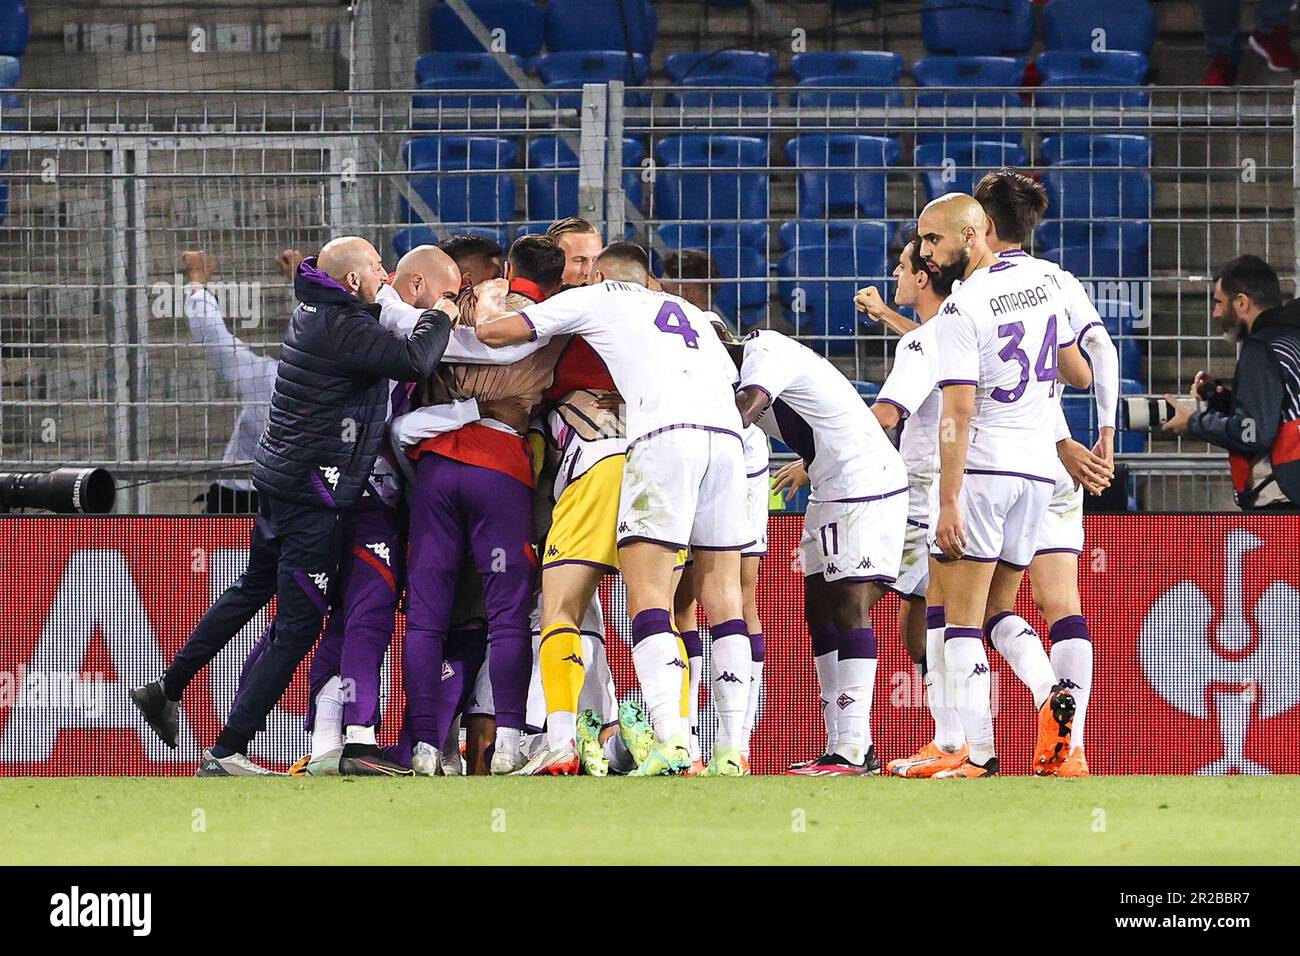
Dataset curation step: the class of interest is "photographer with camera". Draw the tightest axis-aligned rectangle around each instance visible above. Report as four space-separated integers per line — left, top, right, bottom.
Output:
1162 255 1300 511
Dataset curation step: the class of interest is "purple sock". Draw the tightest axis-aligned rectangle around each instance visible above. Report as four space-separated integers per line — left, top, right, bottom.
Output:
631 608 673 645
925 606 946 630
749 632 766 662
838 627 877 660
680 629 703 658
811 624 839 657
710 618 748 642
1048 614 1091 643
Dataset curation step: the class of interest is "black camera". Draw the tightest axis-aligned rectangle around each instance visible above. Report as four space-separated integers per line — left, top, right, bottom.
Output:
0 467 116 514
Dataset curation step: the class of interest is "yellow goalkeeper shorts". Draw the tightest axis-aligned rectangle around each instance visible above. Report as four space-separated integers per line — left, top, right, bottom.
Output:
542 454 625 574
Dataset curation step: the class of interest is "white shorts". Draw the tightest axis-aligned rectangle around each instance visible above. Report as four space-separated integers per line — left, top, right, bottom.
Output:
617 428 751 551
1034 464 1085 556
892 518 931 597
742 468 770 558
799 489 907 584
928 471 1053 569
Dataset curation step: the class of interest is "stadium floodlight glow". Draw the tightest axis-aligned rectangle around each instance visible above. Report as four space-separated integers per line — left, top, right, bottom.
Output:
0 467 116 514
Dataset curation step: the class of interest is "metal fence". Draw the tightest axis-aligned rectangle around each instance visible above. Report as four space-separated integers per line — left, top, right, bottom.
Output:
1 83 1294 512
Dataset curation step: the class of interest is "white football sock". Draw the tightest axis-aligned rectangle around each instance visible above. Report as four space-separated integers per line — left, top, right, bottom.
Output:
742 660 764 759
1051 636 1093 752
687 652 702 736
710 628 751 752
833 656 877 764
925 621 966 752
814 651 839 754
945 628 996 765
547 711 577 750
310 675 345 757
987 613 1056 708
494 726 522 759
631 632 687 742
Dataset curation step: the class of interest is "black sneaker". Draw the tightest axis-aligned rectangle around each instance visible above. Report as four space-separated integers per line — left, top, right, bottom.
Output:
863 744 881 775
790 753 874 777
339 743 415 777
129 680 179 749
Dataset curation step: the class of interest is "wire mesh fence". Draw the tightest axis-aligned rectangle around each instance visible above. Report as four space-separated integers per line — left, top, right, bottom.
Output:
0 80 1292 511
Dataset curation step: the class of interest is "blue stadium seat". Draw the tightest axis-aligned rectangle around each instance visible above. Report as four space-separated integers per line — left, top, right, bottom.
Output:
912 56 1027 149
0 55 19 87
1040 133 1152 167
914 140 1029 200
786 134 900 219
853 381 881 403
428 1 545 55
657 222 768 252
533 50 649 85
525 136 645 222
703 245 770 329
1041 160 1151 221
791 76 905 126
666 51 777 84
0 2 28 56
1034 50 1150 117
1041 242 1148 280
666 77 778 126
545 0 658 54
778 238 891 354
401 136 518 226
921 0 1034 56
778 220 890 251
791 51 904 84
653 134 769 224
1037 50 1148 85
1035 220 1149 256
392 226 440 257
415 52 521 87
412 52 526 127
1090 299 1146 382
1043 0 1156 54
1064 378 1146 452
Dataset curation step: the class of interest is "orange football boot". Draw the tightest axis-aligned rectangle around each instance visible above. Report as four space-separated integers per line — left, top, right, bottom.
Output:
1034 684 1077 776
933 756 999 778
887 741 970 778
1057 748 1090 778
682 758 707 777
287 754 311 777
740 753 751 776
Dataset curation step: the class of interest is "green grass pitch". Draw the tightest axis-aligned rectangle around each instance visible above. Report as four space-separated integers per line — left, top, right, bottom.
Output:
3 776 1297 865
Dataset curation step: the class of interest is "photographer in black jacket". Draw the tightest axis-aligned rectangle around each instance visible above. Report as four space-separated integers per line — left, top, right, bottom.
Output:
131 236 455 773
1163 255 1300 511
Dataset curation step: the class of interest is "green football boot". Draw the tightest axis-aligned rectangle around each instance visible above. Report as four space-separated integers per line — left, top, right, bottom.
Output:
577 709 609 777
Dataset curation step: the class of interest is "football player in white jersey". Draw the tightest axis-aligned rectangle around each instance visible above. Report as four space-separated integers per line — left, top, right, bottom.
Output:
862 239 973 778
477 241 753 776
921 193 1091 778
734 329 908 775
973 170 1120 777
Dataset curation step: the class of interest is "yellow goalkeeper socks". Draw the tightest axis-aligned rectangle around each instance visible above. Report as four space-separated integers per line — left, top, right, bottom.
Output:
540 624 585 748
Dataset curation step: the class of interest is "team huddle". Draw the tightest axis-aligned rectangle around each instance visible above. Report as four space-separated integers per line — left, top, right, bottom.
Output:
128 168 1118 779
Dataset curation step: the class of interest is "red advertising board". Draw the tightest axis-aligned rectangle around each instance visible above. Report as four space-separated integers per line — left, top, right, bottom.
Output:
1 515 1297 775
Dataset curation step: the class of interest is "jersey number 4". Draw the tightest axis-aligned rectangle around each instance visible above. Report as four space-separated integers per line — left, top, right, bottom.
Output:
654 302 700 349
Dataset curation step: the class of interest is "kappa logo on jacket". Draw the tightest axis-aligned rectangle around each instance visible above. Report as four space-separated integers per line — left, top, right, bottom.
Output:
366 541 391 566
310 572 330 594
320 466 340 489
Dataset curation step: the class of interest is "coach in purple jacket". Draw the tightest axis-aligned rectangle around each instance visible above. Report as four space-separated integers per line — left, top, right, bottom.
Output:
130 236 454 775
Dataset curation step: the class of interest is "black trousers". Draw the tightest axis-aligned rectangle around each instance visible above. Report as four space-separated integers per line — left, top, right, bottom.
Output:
164 494 343 753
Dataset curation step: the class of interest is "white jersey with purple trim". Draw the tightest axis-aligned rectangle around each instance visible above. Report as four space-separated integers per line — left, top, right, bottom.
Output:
876 316 942 522
519 280 742 443
739 330 905 502
933 252 1078 482
742 424 771 557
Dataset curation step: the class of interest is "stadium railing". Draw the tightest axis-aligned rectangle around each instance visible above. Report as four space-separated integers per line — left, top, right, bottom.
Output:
0 83 1294 512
